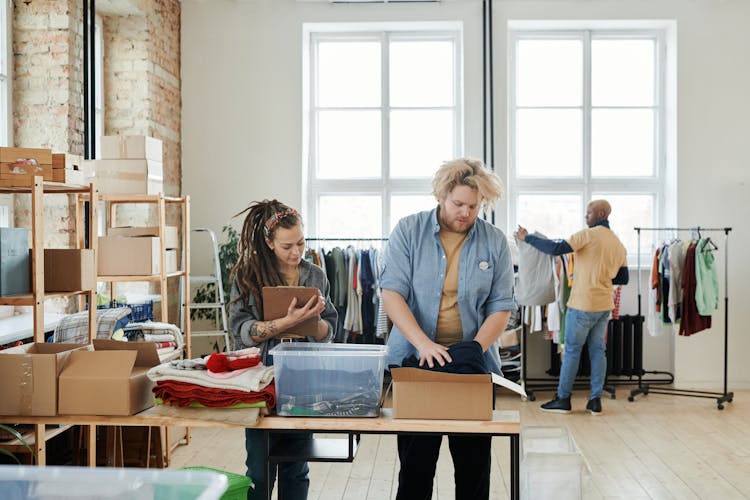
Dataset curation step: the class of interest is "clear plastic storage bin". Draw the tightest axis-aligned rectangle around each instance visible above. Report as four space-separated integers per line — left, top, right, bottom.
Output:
520 426 589 500
269 343 387 417
0 465 228 500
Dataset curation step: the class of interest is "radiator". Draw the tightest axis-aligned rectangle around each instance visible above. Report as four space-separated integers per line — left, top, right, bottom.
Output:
547 314 645 377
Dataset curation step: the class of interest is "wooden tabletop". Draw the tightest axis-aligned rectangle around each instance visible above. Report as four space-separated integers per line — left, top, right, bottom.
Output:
0 407 519 435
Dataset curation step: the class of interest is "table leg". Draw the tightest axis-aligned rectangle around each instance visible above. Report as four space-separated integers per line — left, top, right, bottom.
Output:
510 434 519 500
34 424 45 466
86 425 96 466
264 431 272 500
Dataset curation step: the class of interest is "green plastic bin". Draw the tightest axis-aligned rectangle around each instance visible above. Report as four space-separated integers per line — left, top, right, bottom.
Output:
182 467 252 500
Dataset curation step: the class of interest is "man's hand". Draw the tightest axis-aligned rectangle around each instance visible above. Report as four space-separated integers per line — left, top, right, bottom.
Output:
514 225 528 241
415 339 452 368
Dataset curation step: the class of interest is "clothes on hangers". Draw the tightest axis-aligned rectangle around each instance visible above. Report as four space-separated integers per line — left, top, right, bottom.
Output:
515 232 556 306
695 238 719 316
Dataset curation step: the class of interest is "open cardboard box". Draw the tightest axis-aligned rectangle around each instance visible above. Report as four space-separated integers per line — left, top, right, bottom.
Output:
390 367 526 420
0 343 89 416
58 340 161 416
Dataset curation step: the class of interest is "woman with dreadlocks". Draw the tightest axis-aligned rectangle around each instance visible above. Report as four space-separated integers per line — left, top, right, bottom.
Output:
229 199 336 500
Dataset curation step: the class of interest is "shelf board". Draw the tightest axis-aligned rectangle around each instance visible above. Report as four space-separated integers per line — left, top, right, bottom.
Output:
97 271 185 282
0 290 94 306
0 424 73 451
0 180 92 194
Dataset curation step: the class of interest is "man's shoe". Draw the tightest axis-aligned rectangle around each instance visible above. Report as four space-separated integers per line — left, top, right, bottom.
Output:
586 397 602 415
540 396 571 413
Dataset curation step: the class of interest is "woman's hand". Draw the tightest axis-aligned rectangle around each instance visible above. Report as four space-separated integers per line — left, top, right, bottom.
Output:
414 338 452 368
285 292 326 326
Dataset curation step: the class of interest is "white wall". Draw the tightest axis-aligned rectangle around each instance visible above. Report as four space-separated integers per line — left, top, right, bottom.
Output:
182 0 750 387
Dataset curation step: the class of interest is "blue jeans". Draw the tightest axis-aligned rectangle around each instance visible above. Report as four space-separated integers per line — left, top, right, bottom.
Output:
245 428 310 500
558 307 610 400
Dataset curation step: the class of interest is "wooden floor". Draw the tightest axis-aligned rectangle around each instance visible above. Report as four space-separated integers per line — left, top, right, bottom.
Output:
169 388 750 499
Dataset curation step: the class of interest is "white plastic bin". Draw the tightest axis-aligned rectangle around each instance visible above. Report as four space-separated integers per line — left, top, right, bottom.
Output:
520 426 589 500
269 343 387 417
0 465 227 500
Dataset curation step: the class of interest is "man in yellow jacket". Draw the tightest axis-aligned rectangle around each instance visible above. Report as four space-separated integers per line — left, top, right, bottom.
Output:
515 199 628 415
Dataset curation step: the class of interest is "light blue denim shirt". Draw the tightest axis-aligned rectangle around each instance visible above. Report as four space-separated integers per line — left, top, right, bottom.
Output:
381 208 516 374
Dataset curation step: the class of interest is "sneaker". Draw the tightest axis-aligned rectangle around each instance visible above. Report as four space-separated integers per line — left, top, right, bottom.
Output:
540 396 571 413
586 397 602 415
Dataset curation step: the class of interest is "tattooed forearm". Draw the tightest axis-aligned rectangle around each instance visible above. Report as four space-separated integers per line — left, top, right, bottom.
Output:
250 320 277 340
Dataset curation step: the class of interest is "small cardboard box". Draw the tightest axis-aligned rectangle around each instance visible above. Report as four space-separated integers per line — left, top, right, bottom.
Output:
44 249 95 291
0 343 89 416
98 236 161 275
165 249 178 273
51 168 86 185
51 153 83 171
0 147 53 166
100 136 163 162
108 226 179 249
58 340 161 416
93 159 163 195
390 368 494 420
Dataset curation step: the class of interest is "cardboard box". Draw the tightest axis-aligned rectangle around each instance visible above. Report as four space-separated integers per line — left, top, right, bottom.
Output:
0 147 52 166
165 249 178 273
0 343 89 416
108 226 179 249
58 340 161 416
98 236 161 275
93 159 163 195
51 168 86 185
51 153 83 171
390 368 494 420
100 136 163 162
0 227 31 296
0 162 53 181
44 249 95 291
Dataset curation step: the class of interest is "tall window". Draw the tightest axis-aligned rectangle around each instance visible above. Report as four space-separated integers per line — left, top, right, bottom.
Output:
509 29 667 259
304 23 462 239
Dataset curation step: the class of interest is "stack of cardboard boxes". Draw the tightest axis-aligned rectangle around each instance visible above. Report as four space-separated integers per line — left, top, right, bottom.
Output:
86 136 164 195
51 153 85 184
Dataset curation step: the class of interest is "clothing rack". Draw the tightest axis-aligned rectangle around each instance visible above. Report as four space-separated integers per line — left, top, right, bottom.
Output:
629 226 733 410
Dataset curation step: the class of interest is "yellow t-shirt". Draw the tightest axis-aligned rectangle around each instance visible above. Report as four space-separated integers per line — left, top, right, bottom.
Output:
435 230 468 346
567 225 627 312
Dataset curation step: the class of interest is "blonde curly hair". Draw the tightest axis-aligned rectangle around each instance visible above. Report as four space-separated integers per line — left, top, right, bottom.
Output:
431 158 503 209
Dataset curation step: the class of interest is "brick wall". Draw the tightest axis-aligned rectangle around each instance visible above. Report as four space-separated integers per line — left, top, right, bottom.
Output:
11 0 182 316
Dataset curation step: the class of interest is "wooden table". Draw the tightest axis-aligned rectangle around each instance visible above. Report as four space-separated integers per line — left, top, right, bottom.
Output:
0 407 520 500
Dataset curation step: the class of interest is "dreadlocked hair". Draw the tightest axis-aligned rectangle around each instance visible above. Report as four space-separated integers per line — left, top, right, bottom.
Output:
230 199 303 310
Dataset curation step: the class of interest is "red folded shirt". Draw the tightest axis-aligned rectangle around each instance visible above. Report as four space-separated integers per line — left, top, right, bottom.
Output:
206 352 261 373
152 380 276 408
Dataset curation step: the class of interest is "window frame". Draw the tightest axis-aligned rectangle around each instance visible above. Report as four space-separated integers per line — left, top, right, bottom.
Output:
508 27 668 261
303 22 463 238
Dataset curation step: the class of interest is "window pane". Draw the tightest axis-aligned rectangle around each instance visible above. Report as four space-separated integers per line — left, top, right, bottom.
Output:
592 193 654 256
592 109 654 177
516 194 582 240
318 195 382 239
318 41 381 107
592 39 654 107
516 109 581 177
516 39 582 106
318 110 381 179
390 195 435 232
390 110 453 178
390 40 453 107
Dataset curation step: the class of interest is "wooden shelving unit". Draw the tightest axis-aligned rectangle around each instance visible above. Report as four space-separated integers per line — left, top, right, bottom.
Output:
0 175 98 465
77 193 191 358
0 176 98 343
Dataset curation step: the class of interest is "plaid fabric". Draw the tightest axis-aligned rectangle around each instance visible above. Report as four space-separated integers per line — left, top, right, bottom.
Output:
53 307 132 343
612 285 622 320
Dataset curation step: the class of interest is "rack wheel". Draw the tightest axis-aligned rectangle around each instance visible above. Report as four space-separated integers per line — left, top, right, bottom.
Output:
610 393 616 400
718 404 724 410
728 397 734 403
628 396 634 402
528 393 536 402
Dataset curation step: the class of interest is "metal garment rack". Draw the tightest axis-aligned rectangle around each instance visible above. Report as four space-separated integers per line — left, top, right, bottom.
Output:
629 226 733 410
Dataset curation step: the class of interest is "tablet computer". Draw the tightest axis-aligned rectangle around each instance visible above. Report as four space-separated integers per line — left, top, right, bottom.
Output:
261 286 319 337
